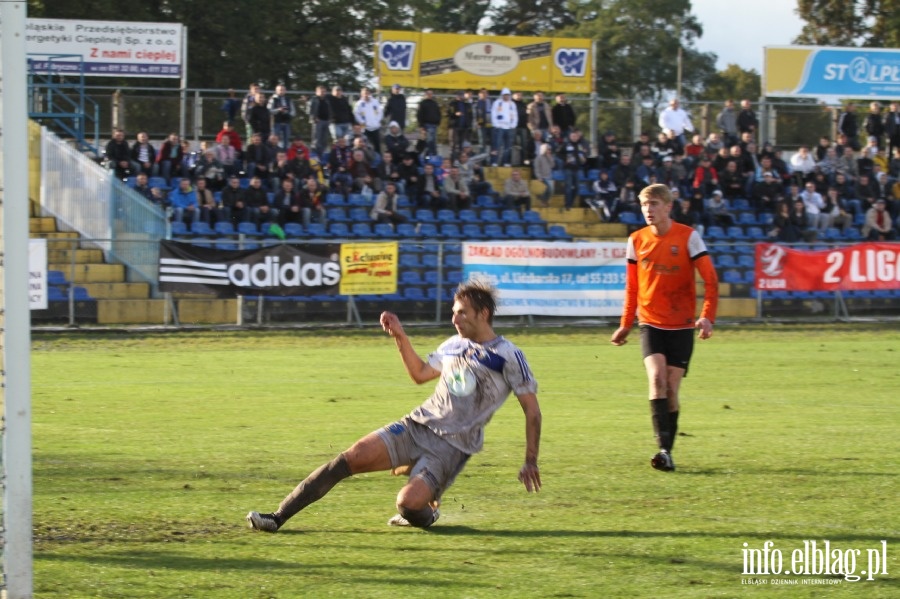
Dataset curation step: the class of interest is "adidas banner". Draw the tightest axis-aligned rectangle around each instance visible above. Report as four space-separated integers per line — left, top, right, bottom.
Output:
158 241 342 297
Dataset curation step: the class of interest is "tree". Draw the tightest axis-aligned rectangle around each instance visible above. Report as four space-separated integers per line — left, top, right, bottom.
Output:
794 0 900 48
484 0 577 37
411 0 491 34
563 0 716 103
702 65 761 103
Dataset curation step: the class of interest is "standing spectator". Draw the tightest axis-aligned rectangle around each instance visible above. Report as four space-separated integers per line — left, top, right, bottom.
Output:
240 83 261 141
491 88 517 167
384 83 407 131
657 99 694 146
556 129 588 210
597 130 620 170
838 103 860 151
737 99 758 140
502 169 532 214
248 92 271 141
354 86 384 154
308 85 332 157
244 133 272 182
447 90 473 159
129 131 156 177
551 93 576 137
716 99 739 146
156 132 184 185
370 180 408 226
416 88 442 158
474 88 493 155
610 183 718 473
512 91 529 166
268 85 296 150
533 143 555 207
865 101 885 148
169 177 199 227
327 86 355 143
105 128 132 180
526 91 554 141
221 88 241 125
885 102 900 159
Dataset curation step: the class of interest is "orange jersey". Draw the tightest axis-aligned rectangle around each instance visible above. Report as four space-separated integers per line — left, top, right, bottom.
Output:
620 222 718 330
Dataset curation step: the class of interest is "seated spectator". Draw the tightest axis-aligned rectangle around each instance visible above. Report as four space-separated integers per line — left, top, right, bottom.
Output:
502 169 532 214
635 154 659 186
838 146 861 181
673 195 702 234
244 133 273 183
105 128 132 180
611 153 636 189
347 149 379 196
800 181 827 230
751 171 784 215
691 155 719 197
821 187 852 232
133 173 154 202
789 197 816 241
719 160 746 200
244 176 275 226
370 180 408 226
588 170 616 221
130 131 156 176
398 152 420 206
768 201 802 242
221 174 246 225
383 121 409 163
790 145 817 185
814 136 832 161
613 177 640 221
456 150 494 199
195 178 223 225
705 132 725 155
156 132 184 185
328 137 354 195
816 146 841 181
862 198 897 240
215 137 240 178
416 162 443 211
275 178 305 227
215 121 243 155
704 190 735 228
300 176 328 227
651 131 676 164
270 151 292 191
376 151 403 194
856 173 879 212
286 137 311 162
180 140 198 177
194 149 226 191
169 177 199 226
443 166 472 211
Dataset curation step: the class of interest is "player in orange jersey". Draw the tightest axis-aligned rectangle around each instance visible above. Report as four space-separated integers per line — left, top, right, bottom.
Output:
611 184 718 472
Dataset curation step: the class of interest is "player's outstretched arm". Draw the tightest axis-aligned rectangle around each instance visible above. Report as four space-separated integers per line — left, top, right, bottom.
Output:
516 392 542 493
380 311 440 384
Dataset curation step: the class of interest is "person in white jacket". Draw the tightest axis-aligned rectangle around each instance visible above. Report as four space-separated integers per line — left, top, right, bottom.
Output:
658 98 694 146
491 88 518 166
354 87 384 154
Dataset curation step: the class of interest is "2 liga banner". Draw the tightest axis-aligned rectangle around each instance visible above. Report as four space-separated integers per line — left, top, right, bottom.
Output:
755 242 900 291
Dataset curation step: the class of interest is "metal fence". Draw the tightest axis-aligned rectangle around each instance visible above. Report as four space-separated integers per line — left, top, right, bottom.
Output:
32 84 847 156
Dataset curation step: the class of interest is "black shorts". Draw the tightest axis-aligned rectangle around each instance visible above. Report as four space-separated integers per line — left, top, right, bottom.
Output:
639 325 694 374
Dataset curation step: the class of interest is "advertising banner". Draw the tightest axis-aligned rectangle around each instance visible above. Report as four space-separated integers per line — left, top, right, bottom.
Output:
158 241 342 297
755 242 900 291
765 46 900 99
375 30 593 93
339 241 399 296
26 18 184 78
462 241 626 316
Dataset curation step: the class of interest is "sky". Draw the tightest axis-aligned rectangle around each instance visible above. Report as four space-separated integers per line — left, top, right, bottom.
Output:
689 0 806 74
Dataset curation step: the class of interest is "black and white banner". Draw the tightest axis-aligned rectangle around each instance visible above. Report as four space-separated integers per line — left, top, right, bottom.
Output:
158 241 342 297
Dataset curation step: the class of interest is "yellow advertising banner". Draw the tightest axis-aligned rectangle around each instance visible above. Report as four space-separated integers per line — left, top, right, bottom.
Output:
375 31 593 93
339 241 399 296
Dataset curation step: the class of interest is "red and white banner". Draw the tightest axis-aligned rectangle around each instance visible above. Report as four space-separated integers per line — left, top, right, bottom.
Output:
755 243 900 291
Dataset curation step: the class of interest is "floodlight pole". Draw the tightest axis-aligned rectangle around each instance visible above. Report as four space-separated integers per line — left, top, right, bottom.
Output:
1 1 36 598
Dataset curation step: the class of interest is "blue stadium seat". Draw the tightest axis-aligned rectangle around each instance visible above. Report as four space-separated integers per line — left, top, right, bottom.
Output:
480 209 499 223
705 226 726 241
523 210 545 224
717 254 737 268
149 176 168 189
548 225 573 241
436 209 457 223
732 198 751 211
527 224 551 240
348 194 370 206
505 224 526 238
444 253 463 269
283 222 305 238
462 223 486 239
214 222 236 236
421 253 440 268
329 222 352 238
424 270 441 286
328 207 350 222
619 212 641 225
401 271 423 285
349 207 369 222
399 253 421 268
444 270 464 285
743 269 756 284
416 209 437 223
484 223 507 239
738 254 755 269
419 223 439 239
305 222 328 238
738 212 757 225
170 221 190 237
843 228 862 240
758 212 774 226
477 195 499 208
191 221 215 236
746 226 765 240
458 209 478 223
351 222 373 238
374 223 398 238
325 193 347 206
403 287 426 300
722 269 743 284
726 226 747 240
439 223 464 239
396 223 418 238
501 209 523 223
238 222 261 237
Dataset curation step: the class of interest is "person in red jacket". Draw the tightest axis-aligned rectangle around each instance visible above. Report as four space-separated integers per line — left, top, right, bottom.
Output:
611 183 719 473
691 155 719 198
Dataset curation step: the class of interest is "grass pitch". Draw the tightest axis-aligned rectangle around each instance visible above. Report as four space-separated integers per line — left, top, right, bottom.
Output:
30 323 900 597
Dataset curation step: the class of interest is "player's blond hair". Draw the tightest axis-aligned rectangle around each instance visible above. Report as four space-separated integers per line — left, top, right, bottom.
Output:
638 183 673 205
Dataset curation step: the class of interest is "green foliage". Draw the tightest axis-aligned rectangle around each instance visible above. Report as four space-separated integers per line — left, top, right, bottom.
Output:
702 65 761 104
485 0 577 37
795 0 900 48
413 0 492 34
30 325 900 597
